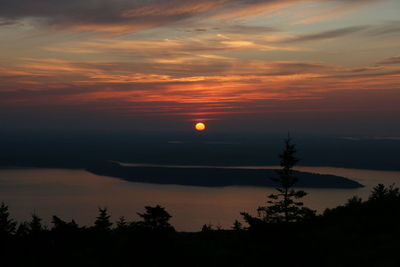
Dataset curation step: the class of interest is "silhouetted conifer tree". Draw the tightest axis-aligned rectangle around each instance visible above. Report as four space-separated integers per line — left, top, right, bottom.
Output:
0 202 16 235
369 183 399 201
116 216 128 230
28 213 44 234
242 136 315 225
94 208 112 230
137 205 174 231
259 136 315 223
16 222 29 237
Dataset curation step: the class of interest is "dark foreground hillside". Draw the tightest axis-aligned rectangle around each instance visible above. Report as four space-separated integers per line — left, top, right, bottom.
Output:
0 184 399 267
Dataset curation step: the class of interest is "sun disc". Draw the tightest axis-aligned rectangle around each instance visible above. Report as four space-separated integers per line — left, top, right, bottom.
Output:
195 122 206 131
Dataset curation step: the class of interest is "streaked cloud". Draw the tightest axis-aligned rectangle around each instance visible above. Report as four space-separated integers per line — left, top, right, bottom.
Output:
0 0 286 32
280 26 367 43
378 56 400 65
0 0 385 33
368 21 400 36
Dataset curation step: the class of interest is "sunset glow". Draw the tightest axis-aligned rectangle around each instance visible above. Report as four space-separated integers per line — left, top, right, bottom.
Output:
0 0 399 134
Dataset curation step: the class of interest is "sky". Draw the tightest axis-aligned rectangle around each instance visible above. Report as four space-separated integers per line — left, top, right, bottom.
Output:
0 0 399 135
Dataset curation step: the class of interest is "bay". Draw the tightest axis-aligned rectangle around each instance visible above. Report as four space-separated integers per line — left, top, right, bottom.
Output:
0 166 399 231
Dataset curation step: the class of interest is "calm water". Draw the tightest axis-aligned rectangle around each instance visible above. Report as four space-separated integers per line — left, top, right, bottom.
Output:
0 166 399 231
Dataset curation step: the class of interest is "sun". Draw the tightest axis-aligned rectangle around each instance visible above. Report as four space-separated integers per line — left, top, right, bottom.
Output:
195 122 206 131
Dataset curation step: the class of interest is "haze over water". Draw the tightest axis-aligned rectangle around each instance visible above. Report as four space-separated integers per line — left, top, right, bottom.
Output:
1 166 399 231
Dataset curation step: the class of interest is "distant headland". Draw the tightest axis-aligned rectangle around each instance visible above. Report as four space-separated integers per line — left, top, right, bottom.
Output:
86 161 364 189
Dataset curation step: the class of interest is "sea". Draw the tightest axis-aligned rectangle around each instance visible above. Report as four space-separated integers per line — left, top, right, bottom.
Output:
0 166 399 231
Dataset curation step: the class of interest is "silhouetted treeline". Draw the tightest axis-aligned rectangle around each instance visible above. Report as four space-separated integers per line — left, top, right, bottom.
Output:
1 183 400 267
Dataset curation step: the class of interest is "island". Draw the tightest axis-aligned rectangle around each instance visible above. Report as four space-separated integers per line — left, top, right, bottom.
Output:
86 161 364 188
